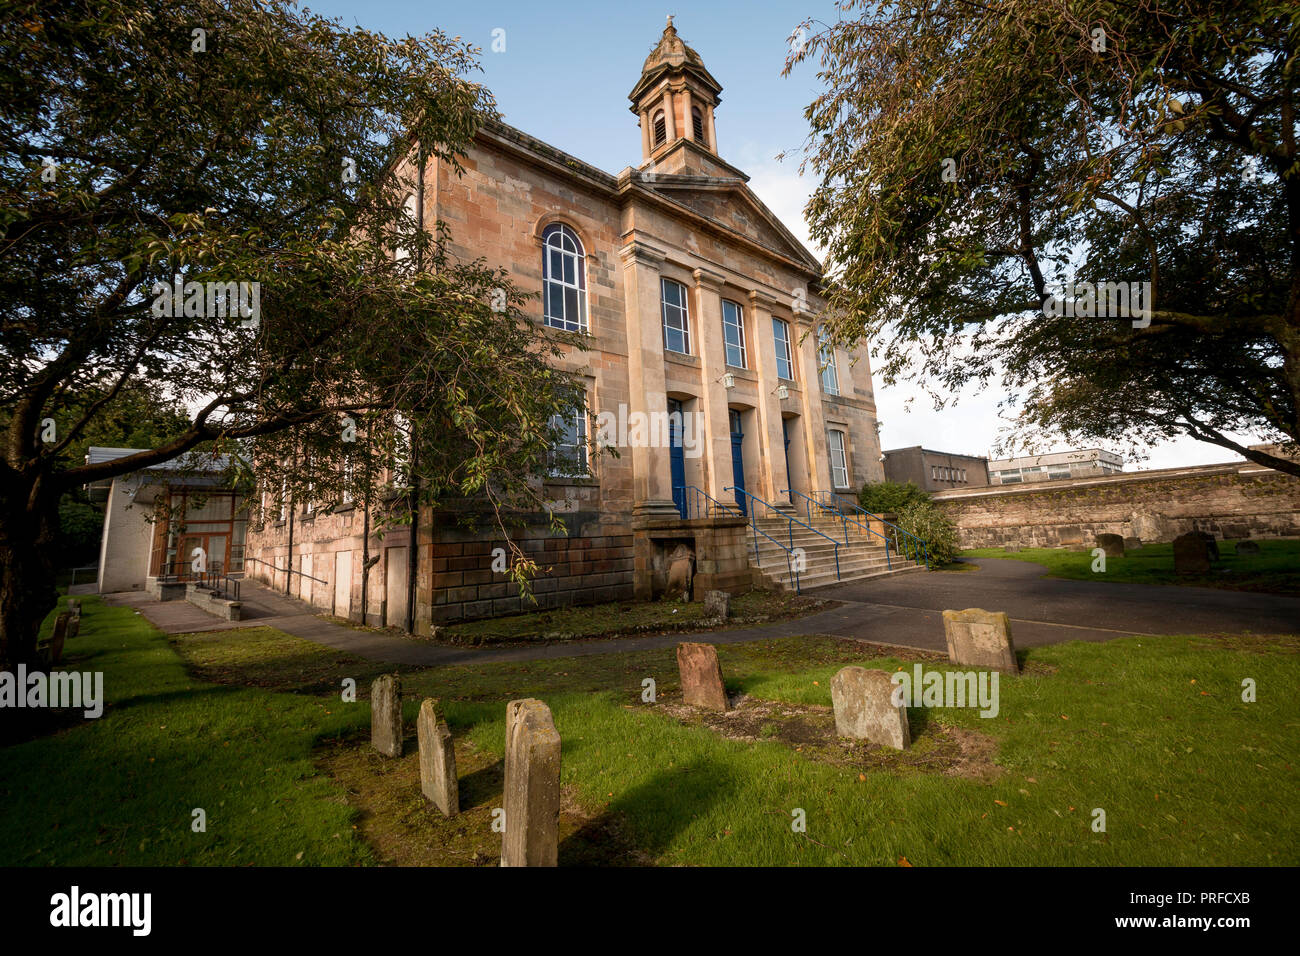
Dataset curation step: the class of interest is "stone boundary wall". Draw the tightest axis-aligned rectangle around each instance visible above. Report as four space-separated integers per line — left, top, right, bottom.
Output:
933 462 1300 549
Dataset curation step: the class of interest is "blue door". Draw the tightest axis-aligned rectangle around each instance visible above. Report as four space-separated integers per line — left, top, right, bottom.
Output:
729 409 746 516
669 399 686 518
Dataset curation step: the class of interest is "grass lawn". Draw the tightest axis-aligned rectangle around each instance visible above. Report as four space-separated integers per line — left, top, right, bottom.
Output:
2 597 1296 866
360 588 831 645
963 539 1300 594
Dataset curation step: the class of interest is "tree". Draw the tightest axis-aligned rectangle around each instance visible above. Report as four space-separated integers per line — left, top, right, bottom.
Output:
785 0 1299 475
0 0 584 670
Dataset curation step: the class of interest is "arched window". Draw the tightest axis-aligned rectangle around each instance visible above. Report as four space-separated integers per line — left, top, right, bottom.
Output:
542 223 588 332
692 107 705 143
653 110 667 147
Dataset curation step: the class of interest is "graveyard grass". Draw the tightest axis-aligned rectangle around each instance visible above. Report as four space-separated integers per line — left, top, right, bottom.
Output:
1 598 1295 866
962 539 1300 594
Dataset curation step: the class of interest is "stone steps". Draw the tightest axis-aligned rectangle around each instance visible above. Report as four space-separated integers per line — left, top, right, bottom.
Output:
745 512 926 592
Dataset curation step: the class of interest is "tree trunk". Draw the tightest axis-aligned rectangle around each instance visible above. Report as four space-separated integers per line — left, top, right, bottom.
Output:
0 476 60 672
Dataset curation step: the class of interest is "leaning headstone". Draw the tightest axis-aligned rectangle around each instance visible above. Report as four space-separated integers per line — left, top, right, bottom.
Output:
49 612 71 665
501 698 561 867
370 674 403 757
664 545 695 601
67 599 81 615
831 666 909 750
703 589 731 620
676 642 728 711
1234 539 1260 555
1172 532 1212 575
942 608 1019 673
1095 533 1124 557
1123 536 1141 551
1192 531 1220 560
417 699 458 817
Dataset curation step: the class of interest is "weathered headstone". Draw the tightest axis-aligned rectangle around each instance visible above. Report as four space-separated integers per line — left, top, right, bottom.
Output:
942 608 1019 673
501 698 561 867
1172 532 1212 575
67 599 81 615
417 698 458 817
49 612 71 665
664 544 695 601
370 674 403 757
703 589 730 620
1234 539 1260 555
676 642 728 711
1192 531 1220 560
830 666 910 750
1095 533 1124 557
1123 536 1142 551
66 615 80 639
1002 544 1021 553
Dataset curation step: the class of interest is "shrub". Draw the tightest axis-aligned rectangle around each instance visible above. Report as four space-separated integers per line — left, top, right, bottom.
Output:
858 480 929 514
894 499 959 567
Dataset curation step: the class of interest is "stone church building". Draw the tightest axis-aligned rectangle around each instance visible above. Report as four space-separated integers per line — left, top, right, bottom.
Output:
244 20 894 631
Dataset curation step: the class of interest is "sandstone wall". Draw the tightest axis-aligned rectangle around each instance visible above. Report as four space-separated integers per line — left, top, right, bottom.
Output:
933 462 1300 549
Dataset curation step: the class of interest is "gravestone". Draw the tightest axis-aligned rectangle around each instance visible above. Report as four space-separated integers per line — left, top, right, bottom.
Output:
1234 539 1260 555
49 612 71 665
1003 544 1021 553
1172 532 1212 575
417 699 458 817
676 642 728 711
501 698 561 867
830 666 910 750
67 599 81 615
1095 533 1124 557
942 608 1019 673
370 674 403 757
1192 531 1220 560
1123 536 1142 551
703 589 730 620
664 544 695 601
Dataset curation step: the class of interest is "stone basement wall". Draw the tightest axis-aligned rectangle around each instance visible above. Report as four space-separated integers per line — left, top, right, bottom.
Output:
933 462 1300 550
424 509 635 626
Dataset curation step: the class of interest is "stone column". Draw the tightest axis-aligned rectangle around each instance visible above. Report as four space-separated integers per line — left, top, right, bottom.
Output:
682 87 694 142
661 89 676 142
640 109 651 160
619 240 678 518
692 267 733 505
704 105 717 151
794 315 832 493
748 290 792 506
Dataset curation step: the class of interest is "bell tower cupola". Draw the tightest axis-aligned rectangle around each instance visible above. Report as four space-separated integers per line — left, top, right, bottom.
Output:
629 16 724 166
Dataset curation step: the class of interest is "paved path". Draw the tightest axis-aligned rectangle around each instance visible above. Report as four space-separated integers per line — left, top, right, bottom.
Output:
104 558 1300 668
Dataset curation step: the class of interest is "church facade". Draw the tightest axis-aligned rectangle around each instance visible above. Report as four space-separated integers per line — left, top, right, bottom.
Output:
243 20 886 631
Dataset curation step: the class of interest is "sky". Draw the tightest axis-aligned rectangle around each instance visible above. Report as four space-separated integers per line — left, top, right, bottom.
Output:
299 0 1262 470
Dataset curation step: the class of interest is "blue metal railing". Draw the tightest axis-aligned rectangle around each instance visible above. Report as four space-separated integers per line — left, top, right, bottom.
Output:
813 491 929 569
675 484 745 520
676 485 804 592
783 488 891 570
726 486 842 586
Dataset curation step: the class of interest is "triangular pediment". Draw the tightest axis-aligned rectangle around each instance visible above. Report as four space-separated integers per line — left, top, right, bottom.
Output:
641 176 822 274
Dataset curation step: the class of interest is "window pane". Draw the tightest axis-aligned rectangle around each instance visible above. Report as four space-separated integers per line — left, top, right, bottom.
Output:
564 288 579 328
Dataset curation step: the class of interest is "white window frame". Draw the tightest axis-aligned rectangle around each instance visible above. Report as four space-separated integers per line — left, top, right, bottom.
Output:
828 429 850 490
395 193 417 262
547 407 589 478
722 299 747 368
542 224 588 333
661 278 690 354
772 318 794 381
818 328 840 396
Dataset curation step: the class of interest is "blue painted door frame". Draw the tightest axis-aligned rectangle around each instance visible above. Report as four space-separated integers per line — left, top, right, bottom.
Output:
729 409 746 516
669 399 686 518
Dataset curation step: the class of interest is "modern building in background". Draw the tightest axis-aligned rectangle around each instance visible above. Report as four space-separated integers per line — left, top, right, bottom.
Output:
882 446 991 492
988 448 1124 484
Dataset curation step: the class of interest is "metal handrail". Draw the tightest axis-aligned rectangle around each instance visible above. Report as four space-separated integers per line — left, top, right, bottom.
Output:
726 485 841 586
244 555 328 585
674 485 745 520
675 484 802 591
783 487 892 569
816 491 929 569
